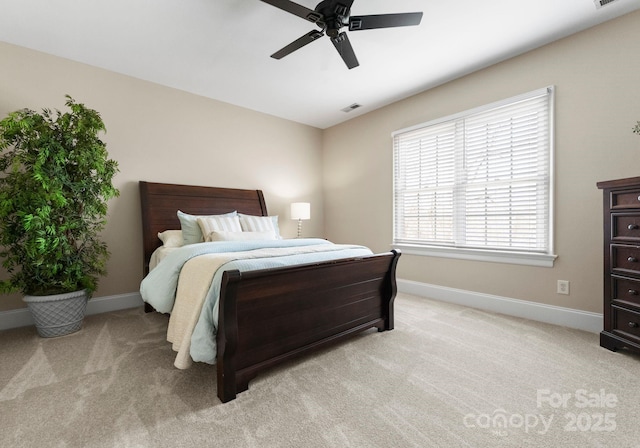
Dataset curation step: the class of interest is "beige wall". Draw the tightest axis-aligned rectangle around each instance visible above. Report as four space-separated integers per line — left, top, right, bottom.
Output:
322 10 640 314
0 42 323 312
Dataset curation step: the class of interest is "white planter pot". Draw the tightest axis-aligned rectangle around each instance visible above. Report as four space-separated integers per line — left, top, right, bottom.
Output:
23 290 88 337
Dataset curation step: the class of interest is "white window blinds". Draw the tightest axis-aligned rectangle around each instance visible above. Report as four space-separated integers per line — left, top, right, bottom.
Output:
393 87 553 257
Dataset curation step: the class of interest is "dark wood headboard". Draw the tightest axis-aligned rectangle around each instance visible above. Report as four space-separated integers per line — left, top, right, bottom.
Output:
139 181 268 275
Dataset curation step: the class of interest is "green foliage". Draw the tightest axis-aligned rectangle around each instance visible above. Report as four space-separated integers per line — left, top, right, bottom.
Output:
0 96 119 296
634 121 640 136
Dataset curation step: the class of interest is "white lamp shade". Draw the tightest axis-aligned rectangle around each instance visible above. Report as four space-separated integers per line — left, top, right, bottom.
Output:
291 202 310 220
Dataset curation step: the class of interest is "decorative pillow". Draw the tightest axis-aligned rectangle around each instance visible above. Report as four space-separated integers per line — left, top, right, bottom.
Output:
157 230 184 248
197 215 243 239
177 210 237 245
205 230 277 242
239 214 281 239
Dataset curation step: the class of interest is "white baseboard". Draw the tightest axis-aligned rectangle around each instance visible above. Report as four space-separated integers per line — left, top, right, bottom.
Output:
0 292 143 332
398 279 602 334
3 283 602 335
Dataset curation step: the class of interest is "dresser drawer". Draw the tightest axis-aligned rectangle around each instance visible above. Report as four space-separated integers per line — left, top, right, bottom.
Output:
611 189 640 209
611 245 640 276
612 305 640 343
612 213 640 241
611 275 640 309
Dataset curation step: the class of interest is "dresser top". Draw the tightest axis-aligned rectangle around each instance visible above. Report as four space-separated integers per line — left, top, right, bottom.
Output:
597 176 640 190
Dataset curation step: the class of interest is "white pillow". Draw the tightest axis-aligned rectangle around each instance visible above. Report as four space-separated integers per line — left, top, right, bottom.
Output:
205 230 277 242
157 230 184 248
197 215 243 239
177 210 237 244
239 214 281 238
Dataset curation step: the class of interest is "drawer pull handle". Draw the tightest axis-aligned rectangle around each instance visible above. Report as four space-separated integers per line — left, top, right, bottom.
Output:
629 224 639 230
629 322 639 329
628 257 638 263
629 289 639 296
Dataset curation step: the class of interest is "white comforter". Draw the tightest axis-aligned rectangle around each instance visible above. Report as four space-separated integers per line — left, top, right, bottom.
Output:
139 239 373 368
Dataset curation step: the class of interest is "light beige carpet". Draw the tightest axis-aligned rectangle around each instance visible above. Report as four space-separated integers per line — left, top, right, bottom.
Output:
1 293 639 447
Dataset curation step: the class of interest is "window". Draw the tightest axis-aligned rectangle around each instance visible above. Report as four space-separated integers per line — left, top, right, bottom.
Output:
392 87 556 267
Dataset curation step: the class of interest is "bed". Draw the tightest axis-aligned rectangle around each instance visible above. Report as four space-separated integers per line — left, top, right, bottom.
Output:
139 181 401 402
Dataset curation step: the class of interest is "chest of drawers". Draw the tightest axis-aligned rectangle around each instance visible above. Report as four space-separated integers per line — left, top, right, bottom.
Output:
597 176 640 353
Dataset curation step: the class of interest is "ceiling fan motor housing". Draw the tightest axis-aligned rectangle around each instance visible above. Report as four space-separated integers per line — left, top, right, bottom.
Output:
316 0 350 17
316 0 350 35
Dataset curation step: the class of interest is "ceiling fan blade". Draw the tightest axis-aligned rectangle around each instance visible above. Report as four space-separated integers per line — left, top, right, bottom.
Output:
331 32 359 69
349 12 423 31
271 30 324 60
260 0 323 23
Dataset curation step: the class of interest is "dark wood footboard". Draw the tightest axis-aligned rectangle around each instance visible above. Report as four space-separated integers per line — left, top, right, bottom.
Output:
216 250 401 403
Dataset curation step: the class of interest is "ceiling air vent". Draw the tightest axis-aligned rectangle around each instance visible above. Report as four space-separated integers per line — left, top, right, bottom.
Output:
341 103 362 113
594 0 618 9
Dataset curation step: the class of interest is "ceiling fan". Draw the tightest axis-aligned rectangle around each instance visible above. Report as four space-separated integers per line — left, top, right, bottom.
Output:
260 0 423 69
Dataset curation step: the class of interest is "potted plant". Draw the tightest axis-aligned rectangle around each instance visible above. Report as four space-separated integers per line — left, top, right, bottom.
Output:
0 95 119 337
634 121 640 136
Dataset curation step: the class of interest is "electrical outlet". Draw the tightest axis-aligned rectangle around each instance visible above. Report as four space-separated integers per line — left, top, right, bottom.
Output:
557 280 570 295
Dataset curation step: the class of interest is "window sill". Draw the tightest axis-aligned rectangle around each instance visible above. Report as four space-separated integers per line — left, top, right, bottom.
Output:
392 243 557 267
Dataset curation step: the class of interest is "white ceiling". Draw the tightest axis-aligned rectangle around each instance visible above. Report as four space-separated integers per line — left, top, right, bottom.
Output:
1 0 640 129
